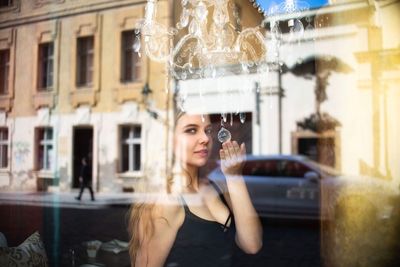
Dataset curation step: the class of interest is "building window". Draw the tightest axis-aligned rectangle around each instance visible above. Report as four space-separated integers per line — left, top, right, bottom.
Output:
0 49 10 95
120 125 141 172
36 127 53 170
0 0 13 8
121 30 141 83
37 42 54 90
0 128 8 168
76 36 94 87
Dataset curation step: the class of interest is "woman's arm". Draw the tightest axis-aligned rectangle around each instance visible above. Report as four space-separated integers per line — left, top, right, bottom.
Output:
134 197 184 267
220 141 263 254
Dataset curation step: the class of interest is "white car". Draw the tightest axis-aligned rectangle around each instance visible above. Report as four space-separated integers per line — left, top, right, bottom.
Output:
208 154 398 221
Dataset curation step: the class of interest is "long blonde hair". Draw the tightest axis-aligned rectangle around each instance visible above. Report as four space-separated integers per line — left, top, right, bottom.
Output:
128 109 187 266
128 201 155 266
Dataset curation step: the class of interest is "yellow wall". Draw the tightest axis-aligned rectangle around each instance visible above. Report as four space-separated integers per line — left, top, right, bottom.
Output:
0 0 169 116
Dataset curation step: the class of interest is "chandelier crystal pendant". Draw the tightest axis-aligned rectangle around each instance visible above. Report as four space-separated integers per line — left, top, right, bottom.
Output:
135 0 267 81
264 0 310 46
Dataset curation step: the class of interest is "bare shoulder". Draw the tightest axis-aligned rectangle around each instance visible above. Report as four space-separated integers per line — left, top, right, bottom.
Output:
201 179 233 210
135 194 184 266
152 194 185 230
199 179 219 197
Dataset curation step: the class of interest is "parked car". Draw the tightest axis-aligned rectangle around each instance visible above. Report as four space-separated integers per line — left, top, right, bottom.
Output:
208 154 398 221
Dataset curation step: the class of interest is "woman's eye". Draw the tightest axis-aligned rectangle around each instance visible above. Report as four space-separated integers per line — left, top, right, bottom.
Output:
185 128 196 134
205 128 213 135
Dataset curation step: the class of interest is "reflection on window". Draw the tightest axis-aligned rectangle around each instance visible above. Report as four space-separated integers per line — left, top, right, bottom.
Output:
120 125 141 172
0 128 8 168
244 160 280 177
76 36 94 87
0 49 10 95
243 159 313 178
36 127 53 170
121 30 141 83
281 160 312 178
37 42 54 90
232 3 242 32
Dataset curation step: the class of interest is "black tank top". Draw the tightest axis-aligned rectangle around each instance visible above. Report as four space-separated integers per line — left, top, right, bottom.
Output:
164 182 236 267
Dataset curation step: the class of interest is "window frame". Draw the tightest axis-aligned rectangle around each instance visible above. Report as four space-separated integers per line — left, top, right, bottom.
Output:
35 127 54 171
76 36 94 88
0 49 10 95
37 42 54 91
120 29 141 83
119 124 142 173
0 127 8 169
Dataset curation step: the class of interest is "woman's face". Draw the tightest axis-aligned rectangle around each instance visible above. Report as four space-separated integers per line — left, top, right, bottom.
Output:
173 114 213 168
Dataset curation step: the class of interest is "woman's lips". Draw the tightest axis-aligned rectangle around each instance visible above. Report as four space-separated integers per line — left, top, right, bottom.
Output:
194 149 208 157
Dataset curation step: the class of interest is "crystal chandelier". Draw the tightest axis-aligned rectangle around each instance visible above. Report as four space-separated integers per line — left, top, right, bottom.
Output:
134 0 267 81
266 0 310 41
133 0 269 143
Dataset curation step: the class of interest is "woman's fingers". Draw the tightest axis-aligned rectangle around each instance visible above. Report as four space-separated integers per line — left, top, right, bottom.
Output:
240 142 246 160
240 142 245 153
222 140 243 162
222 142 232 160
219 149 226 161
233 141 241 157
221 142 232 171
227 141 238 161
220 148 230 170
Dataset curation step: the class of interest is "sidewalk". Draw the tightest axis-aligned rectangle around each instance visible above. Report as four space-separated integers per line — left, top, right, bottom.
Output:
0 190 203 209
0 191 138 209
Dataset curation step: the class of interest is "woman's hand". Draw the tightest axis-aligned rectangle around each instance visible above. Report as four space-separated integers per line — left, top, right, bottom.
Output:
219 141 263 254
219 140 246 177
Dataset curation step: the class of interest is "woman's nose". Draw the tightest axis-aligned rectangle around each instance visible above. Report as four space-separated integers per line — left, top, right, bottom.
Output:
199 131 210 143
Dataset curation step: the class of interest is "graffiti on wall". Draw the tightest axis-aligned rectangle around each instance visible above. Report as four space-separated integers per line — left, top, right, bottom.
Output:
11 142 35 189
14 141 30 167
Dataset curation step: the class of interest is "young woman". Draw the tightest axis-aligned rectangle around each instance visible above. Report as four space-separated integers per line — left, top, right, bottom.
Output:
128 112 262 267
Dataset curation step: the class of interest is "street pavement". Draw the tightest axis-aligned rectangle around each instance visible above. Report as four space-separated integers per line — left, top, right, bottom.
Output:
0 190 138 209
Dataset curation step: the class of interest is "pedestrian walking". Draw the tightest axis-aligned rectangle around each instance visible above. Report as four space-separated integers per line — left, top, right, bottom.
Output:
75 157 95 201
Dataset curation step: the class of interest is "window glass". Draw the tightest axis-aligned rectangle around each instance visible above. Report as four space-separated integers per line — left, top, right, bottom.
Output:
0 128 8 168
134 144 141 171
0 49 9 95
37 127 53 170
38 42 54 90
0 0 13 8
121 30 141 82
76 36 94 87
133 125 141 138
1 2 399 267
121 143 129 172
120 125 141 172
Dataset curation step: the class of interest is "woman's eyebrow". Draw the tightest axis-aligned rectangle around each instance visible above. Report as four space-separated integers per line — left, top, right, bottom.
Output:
183 123 212 128
183 124 199 128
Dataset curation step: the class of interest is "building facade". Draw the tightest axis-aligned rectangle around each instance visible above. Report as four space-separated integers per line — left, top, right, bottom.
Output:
0 0 264 193
0 0 172 192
